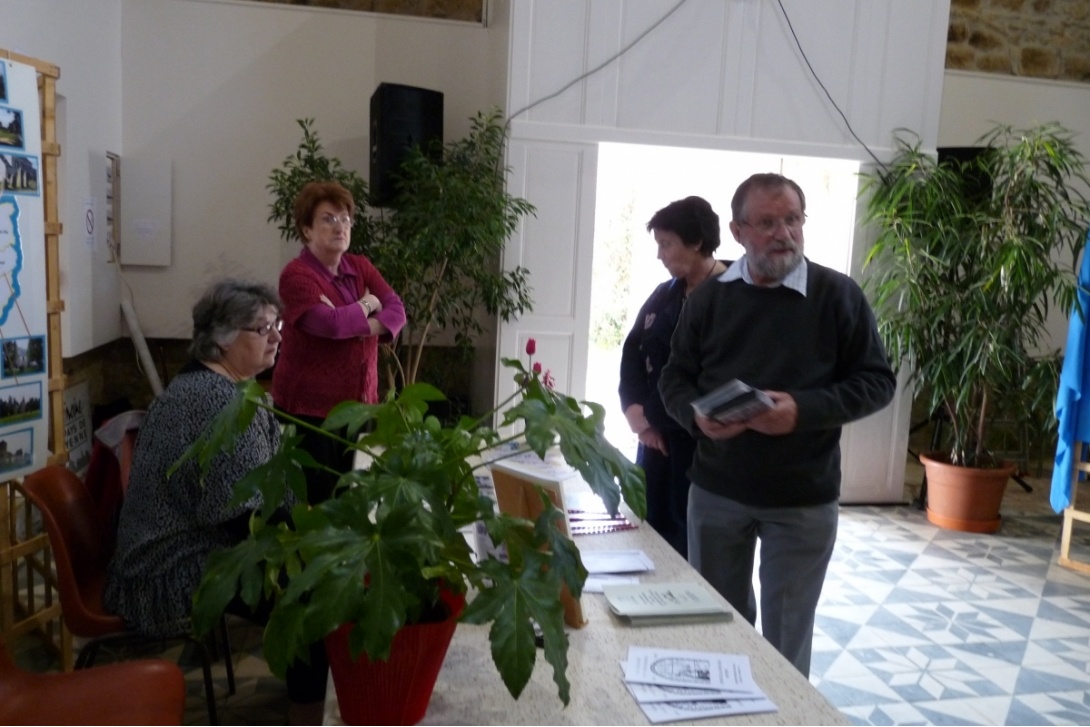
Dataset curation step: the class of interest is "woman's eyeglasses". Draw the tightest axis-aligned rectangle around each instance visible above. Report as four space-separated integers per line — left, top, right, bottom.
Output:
318 213 353 228
241 318 283 336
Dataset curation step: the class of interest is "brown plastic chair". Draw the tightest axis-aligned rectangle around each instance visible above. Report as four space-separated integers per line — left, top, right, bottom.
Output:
20 465 227 724
81 410 147 550
0 639 186 725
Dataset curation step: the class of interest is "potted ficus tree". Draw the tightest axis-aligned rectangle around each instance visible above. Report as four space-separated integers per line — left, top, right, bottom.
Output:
181 342 646 724
860 122 1090 532
266 109 535 403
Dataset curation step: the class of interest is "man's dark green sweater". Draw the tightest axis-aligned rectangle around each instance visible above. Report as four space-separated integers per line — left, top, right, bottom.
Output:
659 260 896 507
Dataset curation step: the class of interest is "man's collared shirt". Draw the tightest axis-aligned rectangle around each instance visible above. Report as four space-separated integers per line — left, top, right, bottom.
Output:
722 255 807 296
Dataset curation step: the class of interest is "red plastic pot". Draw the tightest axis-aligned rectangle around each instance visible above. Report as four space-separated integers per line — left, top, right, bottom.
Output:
325 588 466 725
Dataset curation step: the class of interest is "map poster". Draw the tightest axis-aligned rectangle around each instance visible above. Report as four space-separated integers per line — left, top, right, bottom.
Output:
0 58 47 480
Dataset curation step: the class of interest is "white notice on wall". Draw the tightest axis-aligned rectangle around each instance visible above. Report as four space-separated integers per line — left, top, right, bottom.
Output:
63 380 92 477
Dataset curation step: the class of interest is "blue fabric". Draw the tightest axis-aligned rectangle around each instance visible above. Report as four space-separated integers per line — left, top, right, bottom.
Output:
1051 236 1090 512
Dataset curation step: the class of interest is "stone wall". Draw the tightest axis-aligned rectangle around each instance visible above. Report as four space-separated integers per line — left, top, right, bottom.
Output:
948 0 1090 82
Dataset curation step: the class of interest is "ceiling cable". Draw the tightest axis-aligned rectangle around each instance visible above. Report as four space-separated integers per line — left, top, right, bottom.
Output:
774 0 886 170
507 0 692 125
505 0 885 172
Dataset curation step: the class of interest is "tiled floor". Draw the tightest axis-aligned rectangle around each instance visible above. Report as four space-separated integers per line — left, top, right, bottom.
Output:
812 481 1090 726
12 466 1090 726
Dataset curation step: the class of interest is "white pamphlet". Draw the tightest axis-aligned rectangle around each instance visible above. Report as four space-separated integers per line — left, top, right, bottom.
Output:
637 697 778 723
580 549 655 574
583 574 640 593
620 648 759 692
618 647 777 723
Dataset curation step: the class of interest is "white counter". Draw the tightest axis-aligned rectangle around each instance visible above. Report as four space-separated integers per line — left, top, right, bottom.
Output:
323 496 848 725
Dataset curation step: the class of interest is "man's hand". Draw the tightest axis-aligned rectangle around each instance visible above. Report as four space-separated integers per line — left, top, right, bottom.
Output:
694 414 748 440
695 390 798 438
745 390 798 435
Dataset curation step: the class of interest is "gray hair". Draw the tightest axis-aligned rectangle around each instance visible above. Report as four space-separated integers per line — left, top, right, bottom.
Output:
189 279 282 362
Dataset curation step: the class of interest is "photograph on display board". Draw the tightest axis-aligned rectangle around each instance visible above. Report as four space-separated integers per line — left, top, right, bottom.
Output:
0 426 33 475
0 152 39 195
1 335 44 378
0 63 6 103
0 380 42 426
0 106 23 150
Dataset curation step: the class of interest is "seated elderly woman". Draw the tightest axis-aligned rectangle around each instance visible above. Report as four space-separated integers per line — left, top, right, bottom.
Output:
104 278 290 639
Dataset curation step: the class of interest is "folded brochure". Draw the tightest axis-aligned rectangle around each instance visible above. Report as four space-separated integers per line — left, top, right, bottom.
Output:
620 647 776 723
603 581 732 626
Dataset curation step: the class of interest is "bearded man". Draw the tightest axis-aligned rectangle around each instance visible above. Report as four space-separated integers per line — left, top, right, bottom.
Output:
659 172 896 676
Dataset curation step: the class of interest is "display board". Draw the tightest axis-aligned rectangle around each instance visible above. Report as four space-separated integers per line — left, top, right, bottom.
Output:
0 46 68 666
0 56 50 478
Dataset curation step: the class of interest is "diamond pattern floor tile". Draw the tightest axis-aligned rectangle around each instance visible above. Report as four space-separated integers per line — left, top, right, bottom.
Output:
810 475 1090 726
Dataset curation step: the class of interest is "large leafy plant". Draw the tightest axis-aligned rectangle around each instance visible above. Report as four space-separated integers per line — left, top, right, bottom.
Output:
182 345 646 705
266 109 535 393
861 122 1090 468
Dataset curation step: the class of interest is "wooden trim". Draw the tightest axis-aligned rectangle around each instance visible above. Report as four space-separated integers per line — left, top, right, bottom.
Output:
1060 441 1090 574
0 48 59 78
0 47 71 667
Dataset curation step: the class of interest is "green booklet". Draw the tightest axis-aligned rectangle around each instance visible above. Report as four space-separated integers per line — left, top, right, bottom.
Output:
603 582 733 627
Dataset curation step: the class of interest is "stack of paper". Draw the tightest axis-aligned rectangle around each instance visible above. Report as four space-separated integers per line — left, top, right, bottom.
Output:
580 549 653 593
566 490 637 535
620 646 777 723
603 582 732 627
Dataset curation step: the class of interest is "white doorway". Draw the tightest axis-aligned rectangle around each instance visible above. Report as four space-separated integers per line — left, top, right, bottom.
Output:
587 142 863 462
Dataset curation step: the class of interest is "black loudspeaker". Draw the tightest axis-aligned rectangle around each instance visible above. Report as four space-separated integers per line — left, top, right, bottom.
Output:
369 83 444 207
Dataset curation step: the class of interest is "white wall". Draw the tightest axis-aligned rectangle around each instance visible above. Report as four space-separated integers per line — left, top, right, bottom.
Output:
0 0 124 357
0 0 507 354
120 0 507 341
939 70 1090 354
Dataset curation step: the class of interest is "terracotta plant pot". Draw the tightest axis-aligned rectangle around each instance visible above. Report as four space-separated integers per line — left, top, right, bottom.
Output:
325 588 466 726
920 451 1015 533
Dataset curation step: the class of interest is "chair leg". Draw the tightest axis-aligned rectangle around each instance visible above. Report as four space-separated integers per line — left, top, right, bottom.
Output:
187 636 220 725
75 641 99 670
219 615 236 696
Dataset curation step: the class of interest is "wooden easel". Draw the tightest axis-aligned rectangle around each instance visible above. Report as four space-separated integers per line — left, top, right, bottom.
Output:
0 47 71 667
1060 441 1090 575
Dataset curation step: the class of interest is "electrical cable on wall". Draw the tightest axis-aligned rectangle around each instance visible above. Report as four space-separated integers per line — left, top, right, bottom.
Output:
506 0 885 171
107 235 164 397
774 0 885 171
506 0 692 125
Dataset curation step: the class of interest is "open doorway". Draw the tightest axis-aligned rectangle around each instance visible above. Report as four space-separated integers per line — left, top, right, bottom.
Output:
588 142 862 460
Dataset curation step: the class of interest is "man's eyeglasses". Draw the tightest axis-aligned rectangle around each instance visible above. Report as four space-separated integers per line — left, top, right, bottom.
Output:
318 213 353 228
739 213 806 236
241 318 283 336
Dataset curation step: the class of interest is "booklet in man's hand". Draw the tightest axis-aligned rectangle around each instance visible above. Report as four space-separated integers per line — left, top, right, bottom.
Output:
690 379 773 424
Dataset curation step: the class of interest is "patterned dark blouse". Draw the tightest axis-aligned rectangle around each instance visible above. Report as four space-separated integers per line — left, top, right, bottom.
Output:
619 277 690 435
103 361 289 638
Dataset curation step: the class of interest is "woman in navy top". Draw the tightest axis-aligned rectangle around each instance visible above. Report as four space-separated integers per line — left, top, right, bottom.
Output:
619 196 726 558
